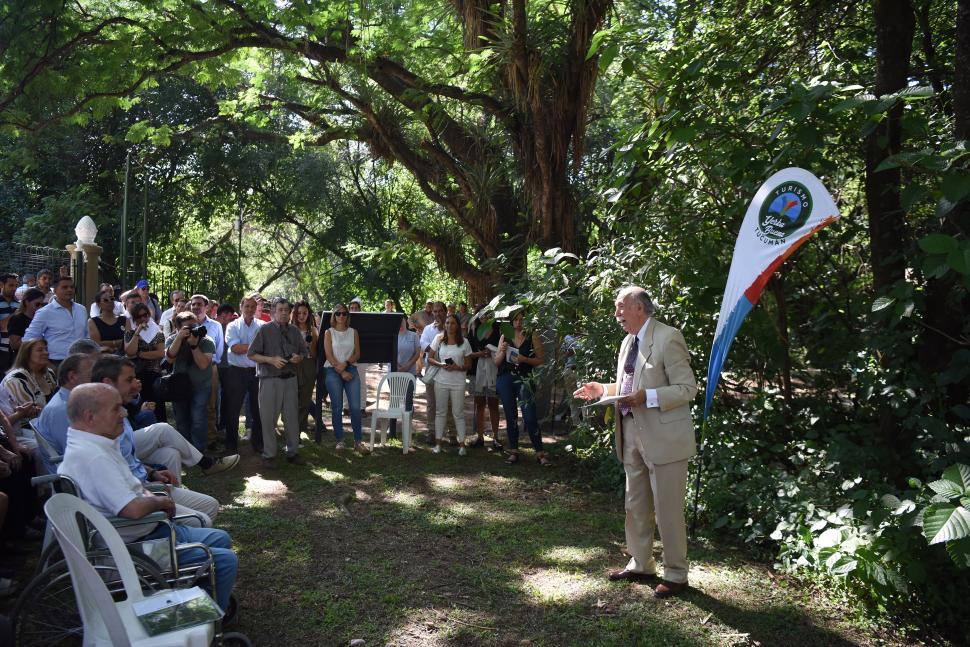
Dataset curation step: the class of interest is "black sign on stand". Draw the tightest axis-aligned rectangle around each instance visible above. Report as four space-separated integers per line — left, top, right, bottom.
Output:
313 312 405 443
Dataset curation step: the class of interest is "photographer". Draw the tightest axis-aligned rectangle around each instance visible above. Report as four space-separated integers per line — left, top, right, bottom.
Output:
248 298 308 468
165 312 214 452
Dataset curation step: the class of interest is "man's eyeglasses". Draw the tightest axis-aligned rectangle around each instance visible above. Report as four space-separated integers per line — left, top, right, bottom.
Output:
334 311 348 317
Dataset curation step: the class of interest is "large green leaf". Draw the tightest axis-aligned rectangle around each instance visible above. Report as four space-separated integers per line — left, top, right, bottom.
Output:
922 504 970 545
941 174 970 203
943 464 970 493
918 233 957 255
946 537 970 568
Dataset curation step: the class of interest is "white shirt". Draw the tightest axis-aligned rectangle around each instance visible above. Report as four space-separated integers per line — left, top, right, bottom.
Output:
58 428 156 540
419 322 443 361
225 316 262 368
89 301 126 318
430 337 471 387
324 327 356 367
198 316 225 364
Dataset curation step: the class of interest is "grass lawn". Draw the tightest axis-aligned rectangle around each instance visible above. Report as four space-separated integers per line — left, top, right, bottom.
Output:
189 417 918 647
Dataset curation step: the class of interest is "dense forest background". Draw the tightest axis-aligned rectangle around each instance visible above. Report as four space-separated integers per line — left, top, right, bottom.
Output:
2 0 969 639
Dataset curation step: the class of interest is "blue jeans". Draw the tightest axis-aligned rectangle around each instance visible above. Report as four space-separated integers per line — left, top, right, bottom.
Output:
324 366 362 442
496 372 543 452
143 524 237 611
173 385 209 453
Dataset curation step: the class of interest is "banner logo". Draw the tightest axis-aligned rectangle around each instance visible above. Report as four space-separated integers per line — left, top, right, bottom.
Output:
756 181 813 244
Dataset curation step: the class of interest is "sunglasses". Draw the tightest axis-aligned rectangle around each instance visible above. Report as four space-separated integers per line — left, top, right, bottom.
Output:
334 311 348 317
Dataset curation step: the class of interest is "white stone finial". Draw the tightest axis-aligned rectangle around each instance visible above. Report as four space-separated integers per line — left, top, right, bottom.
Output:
75 216 98 244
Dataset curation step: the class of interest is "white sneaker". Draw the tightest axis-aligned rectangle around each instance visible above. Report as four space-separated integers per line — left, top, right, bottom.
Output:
335 441 346 451
458 447 467 456
432 444 441 454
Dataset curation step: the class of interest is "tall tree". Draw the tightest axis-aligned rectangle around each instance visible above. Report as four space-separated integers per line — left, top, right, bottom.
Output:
0 0 611 301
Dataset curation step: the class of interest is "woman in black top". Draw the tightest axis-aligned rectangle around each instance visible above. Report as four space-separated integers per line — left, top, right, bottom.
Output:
88 289 127 353
6 288 46 355
468 309 502 451
495 311 549 465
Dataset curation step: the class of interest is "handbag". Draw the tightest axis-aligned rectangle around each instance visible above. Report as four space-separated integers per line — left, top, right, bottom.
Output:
420 365 440 385
153 371 193 402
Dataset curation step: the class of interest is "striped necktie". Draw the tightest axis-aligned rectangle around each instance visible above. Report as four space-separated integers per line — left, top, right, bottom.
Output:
619 335 639 416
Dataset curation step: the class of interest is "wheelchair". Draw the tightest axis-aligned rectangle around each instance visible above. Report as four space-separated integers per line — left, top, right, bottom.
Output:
11 473 249 646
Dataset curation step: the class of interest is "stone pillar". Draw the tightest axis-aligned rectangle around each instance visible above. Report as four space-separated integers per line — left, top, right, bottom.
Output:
77 243 102 308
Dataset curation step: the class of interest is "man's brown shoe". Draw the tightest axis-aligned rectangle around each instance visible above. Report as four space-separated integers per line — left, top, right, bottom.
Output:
654 580 689 598
608 569 657 584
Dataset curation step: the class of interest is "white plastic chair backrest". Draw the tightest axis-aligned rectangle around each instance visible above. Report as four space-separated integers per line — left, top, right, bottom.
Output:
45 493 135 646
378 372 416 411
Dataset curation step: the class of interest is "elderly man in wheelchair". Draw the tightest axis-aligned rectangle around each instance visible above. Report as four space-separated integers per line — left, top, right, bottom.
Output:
56 383 238 613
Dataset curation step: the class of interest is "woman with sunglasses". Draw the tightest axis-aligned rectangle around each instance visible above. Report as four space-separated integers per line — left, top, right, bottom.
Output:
6 288 46 354
323 304 368 453
87 288 127 354
124 301 167 421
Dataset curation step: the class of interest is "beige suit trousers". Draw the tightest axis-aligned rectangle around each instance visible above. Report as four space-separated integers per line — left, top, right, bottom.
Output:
622 416 689 583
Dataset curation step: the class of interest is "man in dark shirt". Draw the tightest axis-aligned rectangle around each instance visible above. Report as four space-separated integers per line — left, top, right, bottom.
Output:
248 298 308 468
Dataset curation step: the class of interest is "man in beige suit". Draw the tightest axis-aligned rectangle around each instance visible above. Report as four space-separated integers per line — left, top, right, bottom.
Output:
574 286 697 597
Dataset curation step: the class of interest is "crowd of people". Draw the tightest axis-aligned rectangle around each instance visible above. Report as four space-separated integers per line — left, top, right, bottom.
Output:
0 272 571 604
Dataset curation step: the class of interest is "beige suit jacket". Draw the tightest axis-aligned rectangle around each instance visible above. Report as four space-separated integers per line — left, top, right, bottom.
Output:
612 318 698 465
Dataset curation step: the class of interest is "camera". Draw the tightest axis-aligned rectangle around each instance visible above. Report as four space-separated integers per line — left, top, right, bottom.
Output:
189 324 207 338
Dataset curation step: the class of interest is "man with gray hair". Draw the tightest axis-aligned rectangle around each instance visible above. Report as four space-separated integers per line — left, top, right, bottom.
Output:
574 285 698 598
248 297 308 468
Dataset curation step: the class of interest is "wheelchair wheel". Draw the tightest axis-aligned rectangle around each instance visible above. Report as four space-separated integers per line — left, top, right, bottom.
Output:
221 632 252 647
12 551 167 646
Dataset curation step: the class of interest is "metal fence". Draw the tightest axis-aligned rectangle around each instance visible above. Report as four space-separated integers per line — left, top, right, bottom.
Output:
0 243 72 277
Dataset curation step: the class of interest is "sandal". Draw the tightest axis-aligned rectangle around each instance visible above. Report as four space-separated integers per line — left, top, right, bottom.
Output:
490 441 504 453
537 453 552 467
505 452 519 465
354 442 371 455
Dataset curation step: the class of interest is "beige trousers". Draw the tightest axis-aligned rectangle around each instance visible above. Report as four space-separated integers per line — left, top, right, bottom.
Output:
621 416 689 584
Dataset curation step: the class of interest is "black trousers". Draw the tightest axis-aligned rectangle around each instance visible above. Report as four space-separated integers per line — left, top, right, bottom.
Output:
222 365 262 453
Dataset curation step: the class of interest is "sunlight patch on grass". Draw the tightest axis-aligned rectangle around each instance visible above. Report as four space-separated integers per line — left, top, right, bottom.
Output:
427 475 463 491
311 467 348 483
384 490 428 508
233 475 289 507
540 545 608 566
521 567 604 603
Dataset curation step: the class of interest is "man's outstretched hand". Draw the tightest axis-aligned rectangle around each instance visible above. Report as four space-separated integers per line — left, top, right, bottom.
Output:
573 382 604 401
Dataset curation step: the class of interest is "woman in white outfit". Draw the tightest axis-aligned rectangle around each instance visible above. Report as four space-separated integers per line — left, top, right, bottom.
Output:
428 314 472 455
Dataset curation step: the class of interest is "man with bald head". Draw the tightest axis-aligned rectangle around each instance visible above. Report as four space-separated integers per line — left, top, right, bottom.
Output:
58 383 238 611
575 286 698 598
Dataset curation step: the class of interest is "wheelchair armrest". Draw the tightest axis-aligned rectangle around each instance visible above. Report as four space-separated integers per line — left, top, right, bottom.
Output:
106 511 169 529
172 512 207 527
31 473 61 488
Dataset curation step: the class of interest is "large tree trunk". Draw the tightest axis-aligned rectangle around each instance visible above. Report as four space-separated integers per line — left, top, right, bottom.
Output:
918 0 970 409
864 0 915 464
865 0 915 292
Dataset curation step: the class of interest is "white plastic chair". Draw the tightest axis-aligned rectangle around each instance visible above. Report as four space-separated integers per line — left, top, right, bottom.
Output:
43 493 216 647
369 372 416 453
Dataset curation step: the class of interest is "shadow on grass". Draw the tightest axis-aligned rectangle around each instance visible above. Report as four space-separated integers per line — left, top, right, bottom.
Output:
189 437 872 646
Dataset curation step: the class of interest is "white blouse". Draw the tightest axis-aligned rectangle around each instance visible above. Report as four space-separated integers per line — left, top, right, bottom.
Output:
324 327 356 367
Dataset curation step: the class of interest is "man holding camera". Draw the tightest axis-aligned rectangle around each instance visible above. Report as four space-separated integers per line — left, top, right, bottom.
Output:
188 295 224 450
247 298 308 469
165 312 215 453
